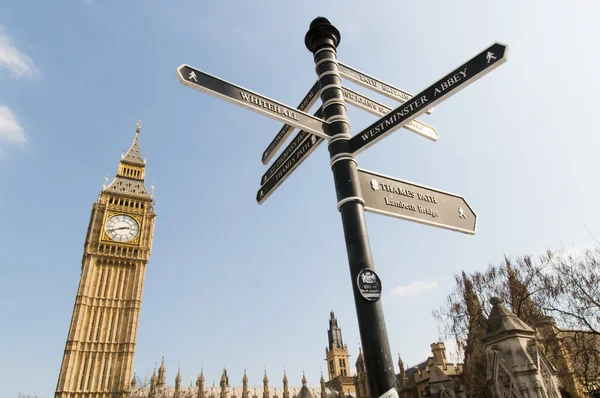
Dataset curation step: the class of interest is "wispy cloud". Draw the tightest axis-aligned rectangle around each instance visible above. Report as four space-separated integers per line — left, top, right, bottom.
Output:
391 281 439 297
0 25 39 78
0 106 27 146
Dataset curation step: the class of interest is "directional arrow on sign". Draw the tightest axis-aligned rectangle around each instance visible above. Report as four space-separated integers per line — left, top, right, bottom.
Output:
175 65 330 140
348 42 508 155
338 62 434 115
257 133 323 204
262 81 321 165
358 168 477 234
341 86 438 142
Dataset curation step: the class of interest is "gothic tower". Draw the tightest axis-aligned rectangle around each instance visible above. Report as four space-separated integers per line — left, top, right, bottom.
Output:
325 312 355 395
55 121 156 398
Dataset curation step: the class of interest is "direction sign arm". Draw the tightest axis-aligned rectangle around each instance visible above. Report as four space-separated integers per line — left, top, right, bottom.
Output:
261 81 321 164
337 62 434 115
348 42 508 154
175 65 330 140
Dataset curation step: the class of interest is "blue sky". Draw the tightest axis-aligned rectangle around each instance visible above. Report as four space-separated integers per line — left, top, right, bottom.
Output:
1 1 599 397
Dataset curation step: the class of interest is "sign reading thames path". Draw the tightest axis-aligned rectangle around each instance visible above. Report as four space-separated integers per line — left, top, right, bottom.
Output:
358 168 477 234
176 16 508 398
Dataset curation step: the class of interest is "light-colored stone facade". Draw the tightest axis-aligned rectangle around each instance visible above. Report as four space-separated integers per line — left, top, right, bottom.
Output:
55 122 156 398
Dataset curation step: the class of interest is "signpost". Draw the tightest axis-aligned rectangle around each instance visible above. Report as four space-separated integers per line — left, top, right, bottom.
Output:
262 81 321 164
176 16 508 398
358 168 477 234
338 62 434 114
349 42 508 154
175 65 329 140
341 86 439 142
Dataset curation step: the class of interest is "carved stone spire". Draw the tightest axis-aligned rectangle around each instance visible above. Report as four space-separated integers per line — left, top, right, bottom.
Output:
242 368 249 390
150 367 157 395
320 371 326 398
121 120 145 166
283 368 290 398
220 367 229 398
197 369 206 398
263 368 269 398
103 120 151 198
174 367 182 398
157 356 166 387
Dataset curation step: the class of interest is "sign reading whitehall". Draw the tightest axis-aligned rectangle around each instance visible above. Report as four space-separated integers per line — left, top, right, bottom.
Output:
262 81 321 164
337 62 434 115
348 42 508 154
176 65 329 140
341 86 438 142
358 168 477 234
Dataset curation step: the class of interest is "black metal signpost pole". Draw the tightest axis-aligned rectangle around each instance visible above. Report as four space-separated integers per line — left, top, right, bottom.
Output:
305 17 398 398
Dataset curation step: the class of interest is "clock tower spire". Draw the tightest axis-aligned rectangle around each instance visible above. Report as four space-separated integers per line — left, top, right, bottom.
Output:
55 121 157 398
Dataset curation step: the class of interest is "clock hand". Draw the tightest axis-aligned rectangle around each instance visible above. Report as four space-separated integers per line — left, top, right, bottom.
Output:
107 226 130 232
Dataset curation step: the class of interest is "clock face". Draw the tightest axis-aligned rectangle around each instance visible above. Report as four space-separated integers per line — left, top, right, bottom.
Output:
105 214 139 242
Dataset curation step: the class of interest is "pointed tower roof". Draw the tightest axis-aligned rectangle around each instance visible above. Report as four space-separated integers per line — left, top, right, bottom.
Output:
103 120 152 198
176 366 182 382
263 368 269 383
243 369 248 383
283 368 288 384
297 373 313 398
482 297 535 342
121 120 146 166
356 347 364 365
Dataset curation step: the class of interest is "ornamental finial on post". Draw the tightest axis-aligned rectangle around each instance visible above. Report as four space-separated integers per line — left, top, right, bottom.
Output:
136 120 142 133
305 16 341 52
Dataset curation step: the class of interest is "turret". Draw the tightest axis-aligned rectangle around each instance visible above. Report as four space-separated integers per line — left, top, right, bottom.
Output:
150 367 157 397
242 369 249 398
263 369 269 398
220 368 228 398
320 371 326 398
430 342 448 369
174 367 182 398
158 356 166 387
398 353 406 381
197 369 205 398
283 368 290 398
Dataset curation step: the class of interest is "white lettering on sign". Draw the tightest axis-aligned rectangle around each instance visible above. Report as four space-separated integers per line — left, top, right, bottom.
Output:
359 95 429 142
433 68 467 97
240 92 300 121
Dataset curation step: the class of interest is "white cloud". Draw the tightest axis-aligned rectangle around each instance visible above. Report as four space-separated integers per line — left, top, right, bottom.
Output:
390 280 440 297
0 25 39 78
0 106 27 145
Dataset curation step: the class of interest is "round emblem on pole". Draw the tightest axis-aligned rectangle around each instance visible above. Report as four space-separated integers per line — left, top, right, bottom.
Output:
357 269 382 301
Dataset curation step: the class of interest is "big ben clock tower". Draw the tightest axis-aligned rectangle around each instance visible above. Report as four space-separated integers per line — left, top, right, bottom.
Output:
55 121 156 398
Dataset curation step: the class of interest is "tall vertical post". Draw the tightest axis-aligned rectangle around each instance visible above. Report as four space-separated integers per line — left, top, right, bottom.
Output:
305 17 398 398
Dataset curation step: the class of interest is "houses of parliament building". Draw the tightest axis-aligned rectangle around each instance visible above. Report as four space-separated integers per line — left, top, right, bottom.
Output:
56 123 570 398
